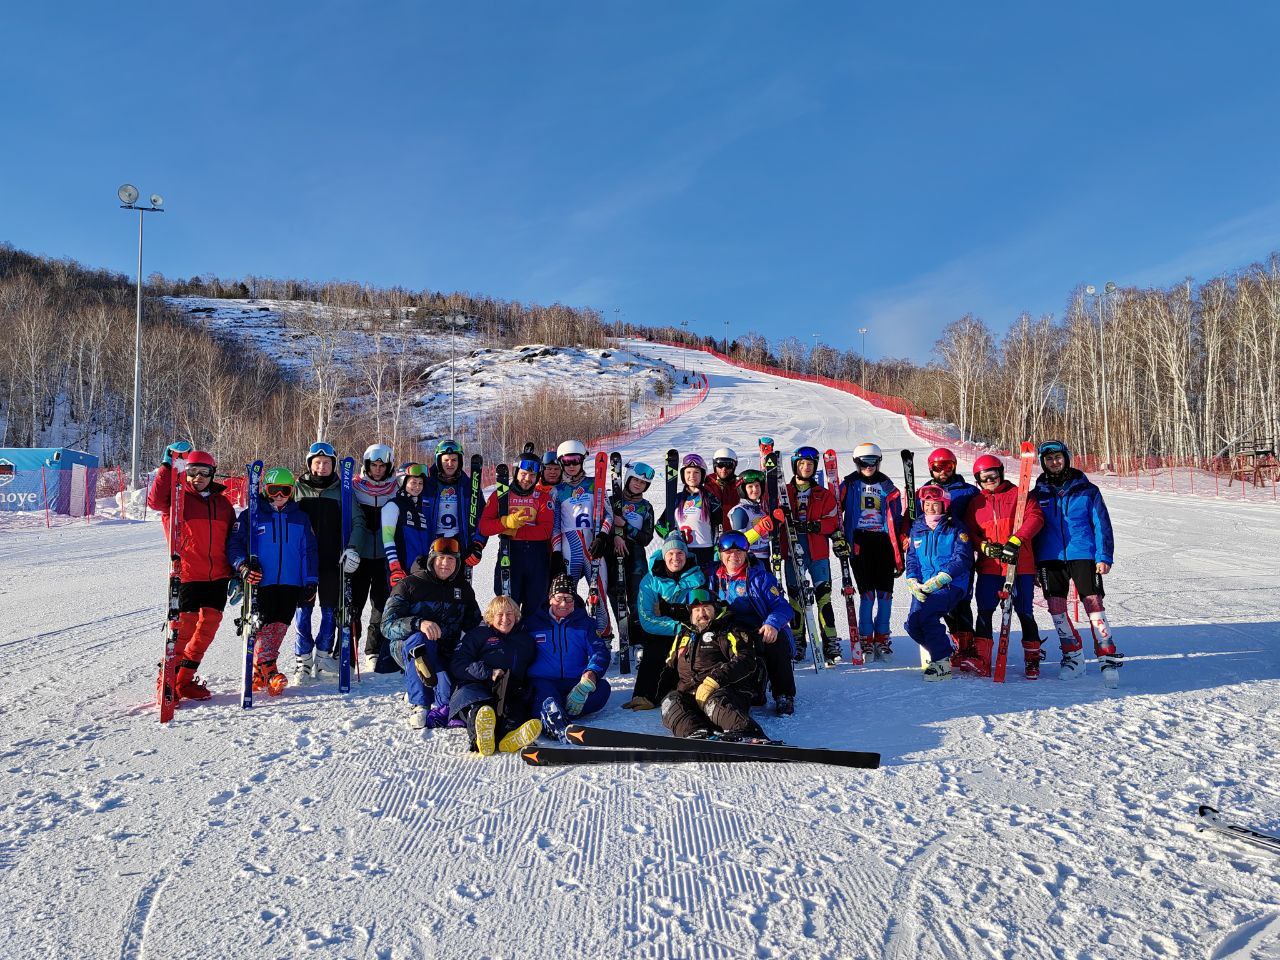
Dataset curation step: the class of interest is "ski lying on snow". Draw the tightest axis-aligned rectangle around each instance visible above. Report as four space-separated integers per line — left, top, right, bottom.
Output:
1198 805 1280 855
521 746 789 766
563 724 880 768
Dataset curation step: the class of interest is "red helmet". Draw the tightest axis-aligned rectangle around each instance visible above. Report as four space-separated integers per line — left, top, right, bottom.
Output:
918 483 951 508
185 450 216 471
973 454 1003 477
928 448 957 470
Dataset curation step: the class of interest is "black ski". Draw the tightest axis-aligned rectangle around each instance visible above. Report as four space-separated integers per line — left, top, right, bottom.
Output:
564 725 880 768
1198 805 1280 855
465 453 483 585
522 746 787 766
610 451 623 497
662 448 679 535
495 463 512 596
774 498 826 672
336 456 355 692
759 440 785 583
900 449 917 524
238 460 264 708
522 441 537 458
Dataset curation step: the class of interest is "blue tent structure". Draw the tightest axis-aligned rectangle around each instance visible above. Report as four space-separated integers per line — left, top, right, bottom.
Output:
0 448 100 516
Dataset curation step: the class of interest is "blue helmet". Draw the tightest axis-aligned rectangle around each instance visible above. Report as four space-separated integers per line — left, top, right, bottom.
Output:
1037 440 1071 471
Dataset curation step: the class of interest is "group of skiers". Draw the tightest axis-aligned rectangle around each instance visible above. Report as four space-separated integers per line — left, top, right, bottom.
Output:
148 433 1121 747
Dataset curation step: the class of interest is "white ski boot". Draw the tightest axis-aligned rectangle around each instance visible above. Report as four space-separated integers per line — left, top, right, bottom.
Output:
1059 651 1085 680
1098 653 1123 688
408 705 428 730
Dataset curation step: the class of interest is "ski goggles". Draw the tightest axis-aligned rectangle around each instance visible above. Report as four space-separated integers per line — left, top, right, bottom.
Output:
631 462 656 482
929 460 956 473
429 537 461 556
977 469 1003 484
403 463 427 478
186 466 214 479
918 486 948 505
516 456 540 473
436 440 463 456
265 483 293 498
854 456 882 468
717 531 750 552
559 454 584 466
713 458 737 469
308 441 336 460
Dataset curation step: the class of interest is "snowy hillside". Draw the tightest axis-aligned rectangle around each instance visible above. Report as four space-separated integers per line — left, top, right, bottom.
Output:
2 340 1279 959
166 296 674 442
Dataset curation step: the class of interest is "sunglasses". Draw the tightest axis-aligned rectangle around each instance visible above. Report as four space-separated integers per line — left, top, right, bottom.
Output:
265 484 293 498
559 455 584 466
187 467 214 479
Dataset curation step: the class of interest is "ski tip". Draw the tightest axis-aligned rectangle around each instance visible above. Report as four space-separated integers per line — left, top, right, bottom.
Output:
520 748 542 765
565 726 587 744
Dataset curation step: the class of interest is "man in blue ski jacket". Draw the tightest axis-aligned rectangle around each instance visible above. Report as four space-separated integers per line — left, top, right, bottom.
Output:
524 574 612 741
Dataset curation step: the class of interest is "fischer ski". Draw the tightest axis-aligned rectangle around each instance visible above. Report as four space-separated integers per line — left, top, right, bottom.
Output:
1198 805 1280 856
564 725 881 768
336 456 355 693
774 500 826 672
465 453 483 585
238 460 264 708
159 456 186 723
662 448 679 536
495 463 512 597
993 442 1036 683
823 450 862 665
759 441 785 583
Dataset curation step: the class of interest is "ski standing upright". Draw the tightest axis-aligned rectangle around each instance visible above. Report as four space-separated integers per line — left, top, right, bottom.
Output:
495 463 512 596
664 448 679 534
587 451 611 639
159 456 186 723
465 453 483 585
336 456 355 693
899 450 925 666
774 496 826 672
992 442 1036 683
238 460 264 708
758 439 785 582
823 449 862 666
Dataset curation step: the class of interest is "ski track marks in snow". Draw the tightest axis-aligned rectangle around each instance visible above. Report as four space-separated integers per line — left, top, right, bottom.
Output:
1 339 1279 959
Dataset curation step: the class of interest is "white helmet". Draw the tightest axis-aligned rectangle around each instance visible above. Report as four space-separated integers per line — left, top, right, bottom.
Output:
556 440 587 461
853 442 883 465
363 443 393 467
712 447 738 467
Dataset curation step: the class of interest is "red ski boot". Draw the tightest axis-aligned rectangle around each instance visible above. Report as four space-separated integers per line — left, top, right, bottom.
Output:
1022 640 1044 679
175 661 212 701
957 636 993 676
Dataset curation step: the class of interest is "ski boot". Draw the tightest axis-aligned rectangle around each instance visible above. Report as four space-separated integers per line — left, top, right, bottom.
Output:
473 705 497 756
872 633 893 661
1095 642 1123 688
791 642 808 664
540 697 570 742
252 663 272 693
773 695 795 717
823 639 843 665
858 636 875 663
1022 639 1044 679
293 654 313 685
957 637 993 677
175 661 211 701
408 705 428 730
498 719 543 753
923 658 953 682
622 696 656 711
1058 648 1085 681
425 705 450 728
266 667 287 696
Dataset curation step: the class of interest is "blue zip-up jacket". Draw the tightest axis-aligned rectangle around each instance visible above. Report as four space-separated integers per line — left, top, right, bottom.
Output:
229 496 318 587
381 490 435 570
524 600 610 680
706 556 796 654
637 551 708 637
1031 469 1114 565
904 515 973 585
919 473 980 524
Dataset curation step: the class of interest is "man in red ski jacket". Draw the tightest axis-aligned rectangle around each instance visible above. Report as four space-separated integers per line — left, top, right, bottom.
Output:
146 444 237 701
963 454 1045 678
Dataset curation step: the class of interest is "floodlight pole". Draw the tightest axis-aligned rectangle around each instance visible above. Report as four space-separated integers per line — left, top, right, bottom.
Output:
120 196 164 492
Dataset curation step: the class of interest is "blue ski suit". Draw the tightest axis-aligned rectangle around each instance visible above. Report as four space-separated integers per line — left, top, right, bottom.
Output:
903 515 974 661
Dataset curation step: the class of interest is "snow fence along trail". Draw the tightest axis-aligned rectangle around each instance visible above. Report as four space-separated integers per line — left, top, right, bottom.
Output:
1 340 1279 959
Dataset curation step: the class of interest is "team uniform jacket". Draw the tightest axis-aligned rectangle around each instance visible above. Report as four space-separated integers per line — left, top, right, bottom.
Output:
422 471 486 551
663 487 723 550
920 473 980 524
964 480 1046 576
382 557 483 663
552 475 615 563
904 515 974 586
706 557 796 653
780 480 839 561
664 613 759 695
448 621 538 716
477 481 557 542
524 599 611 681
381 489 435 570
229 496 319 588
609 491 656 579
840 470 903 543
637 552 708 638
1031 469 1114 565
146 465 236 582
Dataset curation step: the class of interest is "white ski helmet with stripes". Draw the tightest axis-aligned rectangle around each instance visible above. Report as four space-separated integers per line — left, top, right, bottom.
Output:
712 447 738 468
363 443 393 470
853 442 883 466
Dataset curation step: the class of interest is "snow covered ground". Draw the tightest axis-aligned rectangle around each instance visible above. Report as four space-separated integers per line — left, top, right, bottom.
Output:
2 340 1278 959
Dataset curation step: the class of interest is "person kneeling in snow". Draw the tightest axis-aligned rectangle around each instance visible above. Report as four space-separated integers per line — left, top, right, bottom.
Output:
524 575 612 742
449 595 542 755
659 590 767 740
383 537 482 730
903 484 974 681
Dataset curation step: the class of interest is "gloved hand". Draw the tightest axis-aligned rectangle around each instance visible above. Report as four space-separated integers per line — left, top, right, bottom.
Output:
906 578 928 602
981 541 1004 559
465 542 484 567
413 648 437 688
301 583 317 606
162 440 193 466
998 536 1022 566
341 548 361 574
921 572 953 594
694 676 719 706
589 532 611 559
388 560 407 587
752 516 774 539
832 534 851 559
800 520 822 534
500 513 530 533
654 519 671 539
565 677 596 716
238 557 263 585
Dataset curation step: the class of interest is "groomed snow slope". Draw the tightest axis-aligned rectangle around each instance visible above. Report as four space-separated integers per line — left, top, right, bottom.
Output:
2 341 1278 960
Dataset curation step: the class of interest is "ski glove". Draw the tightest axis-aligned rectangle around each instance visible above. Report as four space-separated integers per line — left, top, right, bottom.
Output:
388 560 407 587
499 513 530 533
752 516 774 539
565 677 596 716
998 536 1022 566
413 648 437 688
832 534 852 559
163 440 193 466
906 578 929 602
238 557 263 585
980 541 1005 559
799 520 823 534
589 532 611 559
465 542 484 567
341 548 361 574
694 677 719 706
301 584 318 606
921 572 953 594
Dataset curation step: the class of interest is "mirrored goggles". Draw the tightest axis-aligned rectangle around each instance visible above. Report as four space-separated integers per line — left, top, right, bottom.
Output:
430 537 461 556
855 456 882 468
717 532 749 552
404 463 427 478
516 456 541 473
631 462 656 481
265 484 293 498
186 466 214 479
559 455 584 466
308 441 336 459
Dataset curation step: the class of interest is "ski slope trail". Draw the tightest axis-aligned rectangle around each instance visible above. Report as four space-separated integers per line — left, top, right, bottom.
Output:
1 341 1278 959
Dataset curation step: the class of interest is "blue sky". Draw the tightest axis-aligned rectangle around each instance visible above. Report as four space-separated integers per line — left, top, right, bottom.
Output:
4 2 1280 362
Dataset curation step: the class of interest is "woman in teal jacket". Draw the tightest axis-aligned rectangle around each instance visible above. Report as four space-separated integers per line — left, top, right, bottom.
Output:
631 532 707 709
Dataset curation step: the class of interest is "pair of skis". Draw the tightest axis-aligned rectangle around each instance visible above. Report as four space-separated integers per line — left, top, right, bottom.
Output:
520 725 880 769
586 451 613 647
607 452 631 675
